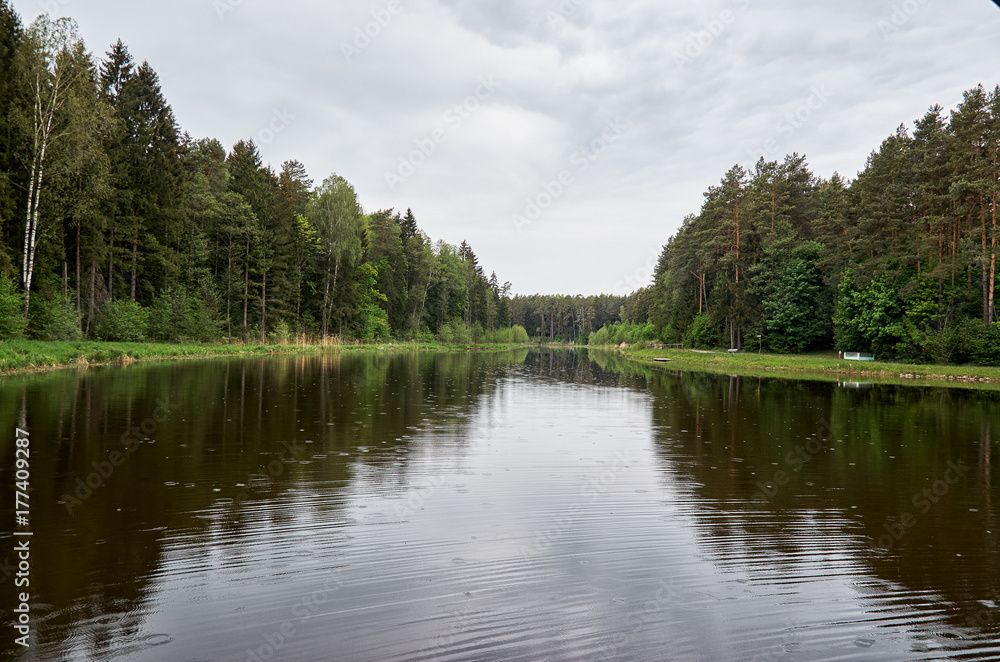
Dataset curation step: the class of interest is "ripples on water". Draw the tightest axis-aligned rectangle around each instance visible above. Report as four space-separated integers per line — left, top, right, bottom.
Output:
0 349 997 661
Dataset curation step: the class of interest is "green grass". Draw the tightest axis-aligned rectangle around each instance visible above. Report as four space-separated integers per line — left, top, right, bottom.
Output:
619 346 1000 387
0 339 534 376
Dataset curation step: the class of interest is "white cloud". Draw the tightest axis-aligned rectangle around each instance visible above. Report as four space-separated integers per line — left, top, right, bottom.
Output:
12 0 1000 294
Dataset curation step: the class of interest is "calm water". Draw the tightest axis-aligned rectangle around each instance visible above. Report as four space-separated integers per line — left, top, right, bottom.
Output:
0 349 997 661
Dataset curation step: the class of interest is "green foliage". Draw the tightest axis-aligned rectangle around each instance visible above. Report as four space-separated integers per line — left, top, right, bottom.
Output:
96 300 149 342
147 289 221 343
762 242 832 353
437 318 469 344
586 321 656 346
685 314 715 349
29 293 81 341
268 319 292 345
588 325 609 346
0 274 26 339
835 276 906 358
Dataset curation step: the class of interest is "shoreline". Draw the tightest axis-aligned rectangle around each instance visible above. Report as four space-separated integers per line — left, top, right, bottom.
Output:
0 340 531 378
615 347 1000 390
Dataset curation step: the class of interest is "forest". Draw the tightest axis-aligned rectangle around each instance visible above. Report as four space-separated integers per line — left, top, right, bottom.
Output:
516 81 1000 366
3 3 1000 365
620 82 1000 365
0 6 525 345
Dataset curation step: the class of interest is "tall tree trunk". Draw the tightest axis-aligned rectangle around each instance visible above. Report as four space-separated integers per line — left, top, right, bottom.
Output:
87 260 96 335
108 228 114 301
260 270 267 344
243 233 251 330
226 246 233 340
75 221 81 319
991 185 998 324
130 235 138 302
321 261 330 340
734 194 741 284
243 260 249 330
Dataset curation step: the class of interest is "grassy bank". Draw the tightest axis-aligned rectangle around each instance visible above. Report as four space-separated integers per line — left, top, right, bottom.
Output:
0 339 531 376
619 346 1000 387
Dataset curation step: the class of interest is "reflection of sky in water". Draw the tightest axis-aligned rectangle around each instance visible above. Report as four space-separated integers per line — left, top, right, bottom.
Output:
1 351 997 661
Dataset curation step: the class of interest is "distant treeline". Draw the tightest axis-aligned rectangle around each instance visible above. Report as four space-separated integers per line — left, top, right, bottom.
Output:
0 6 523 345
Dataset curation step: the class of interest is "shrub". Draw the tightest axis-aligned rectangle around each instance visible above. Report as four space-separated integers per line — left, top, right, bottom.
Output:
684 313 715 349
588 326 610 346
96 300 149 342
510 324 530 343
0 274 27 339
147 289 222 343
359 305 391 342
437 318 469 344
30 293 82 341
481 325 531 344
268 319 292 345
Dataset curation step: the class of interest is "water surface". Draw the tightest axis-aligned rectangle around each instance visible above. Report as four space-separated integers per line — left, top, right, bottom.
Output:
0 349 997 661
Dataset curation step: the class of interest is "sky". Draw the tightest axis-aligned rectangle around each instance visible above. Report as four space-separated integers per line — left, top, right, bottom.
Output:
11 0 1000 295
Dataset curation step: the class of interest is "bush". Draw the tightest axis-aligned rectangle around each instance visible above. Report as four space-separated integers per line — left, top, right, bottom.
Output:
659 324 682 345
481 325 530 344
359 305 391 342
684 313 715 349
96 300 149 342
437 319 469 344
147 289 221 343
30 293 82 341
0 274 27 339
268 319 292 345
588 326 610 346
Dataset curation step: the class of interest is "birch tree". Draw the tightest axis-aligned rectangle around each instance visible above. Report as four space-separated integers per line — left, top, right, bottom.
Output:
19 15 81 316
305 174 363 340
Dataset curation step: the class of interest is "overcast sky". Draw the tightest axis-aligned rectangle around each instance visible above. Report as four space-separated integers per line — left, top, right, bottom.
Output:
12 0 1000 295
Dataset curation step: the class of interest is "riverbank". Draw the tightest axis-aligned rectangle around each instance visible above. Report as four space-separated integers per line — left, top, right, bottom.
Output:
0 340 531 376
619 346 1000 387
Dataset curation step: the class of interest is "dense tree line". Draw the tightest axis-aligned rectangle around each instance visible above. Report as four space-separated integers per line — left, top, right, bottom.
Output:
0 6 519 344
600 84 1000 364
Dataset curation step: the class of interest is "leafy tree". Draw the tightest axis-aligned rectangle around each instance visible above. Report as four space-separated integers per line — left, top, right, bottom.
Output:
96 299 148 341
762 242 832 352
305 174 364 339
0 272 26 338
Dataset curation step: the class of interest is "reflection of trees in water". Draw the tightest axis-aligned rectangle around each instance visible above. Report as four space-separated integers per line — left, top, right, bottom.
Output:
641 368 1000 645
0 349 531 660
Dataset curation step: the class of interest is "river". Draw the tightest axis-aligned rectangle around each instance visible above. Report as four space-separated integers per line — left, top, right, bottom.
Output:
0 348 997 661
